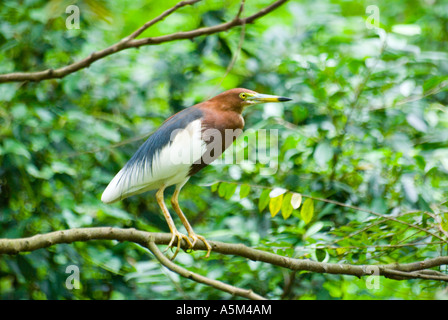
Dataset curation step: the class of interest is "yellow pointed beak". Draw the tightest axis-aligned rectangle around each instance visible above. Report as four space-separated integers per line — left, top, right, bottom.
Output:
249 93 292 103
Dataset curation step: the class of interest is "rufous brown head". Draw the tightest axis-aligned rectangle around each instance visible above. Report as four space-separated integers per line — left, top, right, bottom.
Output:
207 88 292 113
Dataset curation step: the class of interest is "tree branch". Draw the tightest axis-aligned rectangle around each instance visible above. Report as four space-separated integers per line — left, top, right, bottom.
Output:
0 0 288 84
146 237 266 300
1 227 447 283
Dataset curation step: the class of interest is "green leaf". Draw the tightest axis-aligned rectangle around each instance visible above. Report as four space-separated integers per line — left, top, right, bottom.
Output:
304 221 324 239
300 198 314 224
291 192 302 209
422 75 448 92
281 193 293 220
26 164 53 180
258 189 270 212
269 194 283 218
414 155 426 171
315 249 328 263
51 161 76 176
239 184 251 199
224 183 237 200
441 213 448 232
2 139 31 159
211 182 220 192
218 182 228 198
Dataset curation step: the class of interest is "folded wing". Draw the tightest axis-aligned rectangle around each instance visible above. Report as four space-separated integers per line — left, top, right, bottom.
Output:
101 107 205 203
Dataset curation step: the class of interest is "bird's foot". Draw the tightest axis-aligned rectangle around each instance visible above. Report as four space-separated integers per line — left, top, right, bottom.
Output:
165 230 193 260
188 233 212 258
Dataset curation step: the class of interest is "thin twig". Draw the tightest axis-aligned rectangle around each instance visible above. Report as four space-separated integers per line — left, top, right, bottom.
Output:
395 80 448 106
210 0 247 97
308 241 446 251
211 180 447 243
127 0 202 41
329 36 388 182
304 194 445 242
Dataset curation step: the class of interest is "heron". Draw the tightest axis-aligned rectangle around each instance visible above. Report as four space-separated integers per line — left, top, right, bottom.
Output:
101 88 292 258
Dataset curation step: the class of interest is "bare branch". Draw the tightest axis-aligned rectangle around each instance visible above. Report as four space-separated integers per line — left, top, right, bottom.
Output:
235 0 246 19
0 0 288 84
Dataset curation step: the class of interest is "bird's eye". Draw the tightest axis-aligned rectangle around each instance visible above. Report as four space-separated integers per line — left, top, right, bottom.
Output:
239 93 247 100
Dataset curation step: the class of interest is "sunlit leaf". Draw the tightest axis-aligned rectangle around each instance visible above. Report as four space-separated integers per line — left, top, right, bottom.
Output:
269 187 287 198
304 221 324 239
239 184 251 199
269 194 283 218
441 214 448 232
291 192 302 209
300 198 314 224
258 189 270 212
224 183 237 200
281 193 293 220
218 182 228 198
211 182 220 192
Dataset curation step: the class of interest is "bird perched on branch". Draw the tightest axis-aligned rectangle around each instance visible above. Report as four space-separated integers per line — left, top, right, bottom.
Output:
101 88 291 258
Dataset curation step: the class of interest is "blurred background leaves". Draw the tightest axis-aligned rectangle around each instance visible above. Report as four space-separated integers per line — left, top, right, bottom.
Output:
0 0 447 299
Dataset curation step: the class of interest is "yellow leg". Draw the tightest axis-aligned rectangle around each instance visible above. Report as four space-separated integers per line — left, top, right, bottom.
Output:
155 186 192 260
171 182 212 258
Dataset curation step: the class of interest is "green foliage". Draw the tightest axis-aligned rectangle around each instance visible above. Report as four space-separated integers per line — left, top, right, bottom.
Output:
1 0 448 300
300 198 314 225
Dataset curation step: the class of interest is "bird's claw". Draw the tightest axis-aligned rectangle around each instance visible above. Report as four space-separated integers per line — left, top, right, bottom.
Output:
188 233 212 258
165 231 193 260
165 231 212 259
